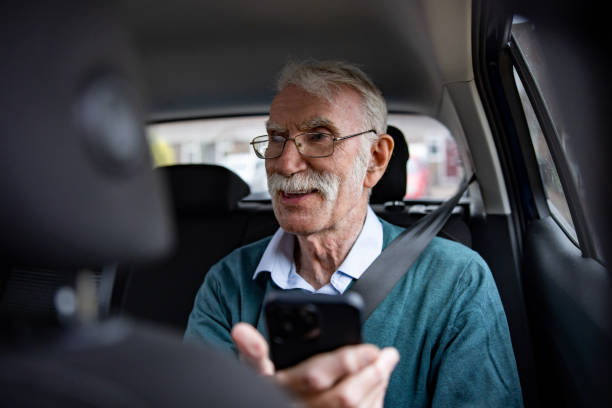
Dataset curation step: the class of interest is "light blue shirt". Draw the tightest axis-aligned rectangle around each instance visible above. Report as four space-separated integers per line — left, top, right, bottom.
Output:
252 206 383 294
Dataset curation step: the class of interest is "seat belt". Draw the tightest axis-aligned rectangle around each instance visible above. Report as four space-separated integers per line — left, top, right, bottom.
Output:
350 174 476 320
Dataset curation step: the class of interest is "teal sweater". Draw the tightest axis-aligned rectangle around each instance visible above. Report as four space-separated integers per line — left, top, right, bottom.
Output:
185 219 523 407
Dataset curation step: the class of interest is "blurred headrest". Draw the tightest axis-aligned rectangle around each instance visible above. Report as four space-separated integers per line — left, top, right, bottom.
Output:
159 165 251 215
0 2 174 267
370 125 410 204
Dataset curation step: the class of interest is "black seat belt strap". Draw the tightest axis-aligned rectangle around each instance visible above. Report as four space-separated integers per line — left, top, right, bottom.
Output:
351 174 476 321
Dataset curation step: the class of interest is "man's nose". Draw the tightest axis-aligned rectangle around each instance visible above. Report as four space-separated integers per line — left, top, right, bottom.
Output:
272 138 308 176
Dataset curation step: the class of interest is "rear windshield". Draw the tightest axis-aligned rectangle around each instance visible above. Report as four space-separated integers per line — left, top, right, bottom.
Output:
148 114 464 200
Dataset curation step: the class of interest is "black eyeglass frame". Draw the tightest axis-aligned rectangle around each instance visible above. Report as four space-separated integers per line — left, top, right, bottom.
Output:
249 129 376 159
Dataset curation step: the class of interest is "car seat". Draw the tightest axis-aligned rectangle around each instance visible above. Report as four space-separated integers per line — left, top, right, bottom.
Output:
114 164 254 330
0 2 290 406
370 125 409 205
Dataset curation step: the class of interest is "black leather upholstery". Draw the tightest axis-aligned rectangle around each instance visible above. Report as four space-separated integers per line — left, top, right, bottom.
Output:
370 125 410 204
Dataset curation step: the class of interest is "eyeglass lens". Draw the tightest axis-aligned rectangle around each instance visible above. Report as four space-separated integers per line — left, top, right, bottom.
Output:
256 133 334 158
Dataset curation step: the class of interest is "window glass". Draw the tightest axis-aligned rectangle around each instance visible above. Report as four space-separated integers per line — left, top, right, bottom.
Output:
147 114 464 200
387 115 464 199
513 68 576 237
512 20 567 142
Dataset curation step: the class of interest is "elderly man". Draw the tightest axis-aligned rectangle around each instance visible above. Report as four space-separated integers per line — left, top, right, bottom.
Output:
185 60 523 407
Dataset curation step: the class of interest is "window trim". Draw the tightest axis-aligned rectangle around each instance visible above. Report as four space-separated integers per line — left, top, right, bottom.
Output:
509 35 589 253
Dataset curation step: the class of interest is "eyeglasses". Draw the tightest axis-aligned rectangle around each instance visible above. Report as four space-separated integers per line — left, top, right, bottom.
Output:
250 129 375 159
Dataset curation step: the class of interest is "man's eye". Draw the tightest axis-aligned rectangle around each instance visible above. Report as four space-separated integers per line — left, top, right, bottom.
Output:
306 133 329 143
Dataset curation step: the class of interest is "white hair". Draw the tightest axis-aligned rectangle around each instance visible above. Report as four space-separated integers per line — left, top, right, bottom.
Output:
277 60 388 139
267 168 341 202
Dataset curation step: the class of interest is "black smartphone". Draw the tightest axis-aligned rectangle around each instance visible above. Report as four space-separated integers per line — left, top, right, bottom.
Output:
264 291 363 370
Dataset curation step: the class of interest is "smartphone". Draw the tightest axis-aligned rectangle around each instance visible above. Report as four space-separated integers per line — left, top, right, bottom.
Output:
264 291 363 370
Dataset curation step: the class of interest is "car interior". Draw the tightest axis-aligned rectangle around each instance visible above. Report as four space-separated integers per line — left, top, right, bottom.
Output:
1 0 610 406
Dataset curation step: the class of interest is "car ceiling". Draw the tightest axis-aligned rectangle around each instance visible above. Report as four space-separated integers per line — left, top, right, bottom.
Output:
117 0 473 121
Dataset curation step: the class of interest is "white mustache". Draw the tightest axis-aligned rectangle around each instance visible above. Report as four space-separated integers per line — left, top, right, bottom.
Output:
267 169 341 201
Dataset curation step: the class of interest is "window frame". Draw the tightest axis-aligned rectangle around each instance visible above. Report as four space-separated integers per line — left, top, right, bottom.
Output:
508 33 591 253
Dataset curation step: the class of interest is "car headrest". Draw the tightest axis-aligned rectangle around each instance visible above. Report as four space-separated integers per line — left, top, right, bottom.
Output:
0 2 174 267
370 125 410 204
158 164 251 215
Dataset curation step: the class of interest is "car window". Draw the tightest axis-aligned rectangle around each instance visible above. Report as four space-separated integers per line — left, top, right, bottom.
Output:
513 69 576 237
511 19 576 240
147 114 464 200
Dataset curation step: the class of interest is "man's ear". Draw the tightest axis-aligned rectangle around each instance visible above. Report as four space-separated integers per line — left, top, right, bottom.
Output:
364 134 394 189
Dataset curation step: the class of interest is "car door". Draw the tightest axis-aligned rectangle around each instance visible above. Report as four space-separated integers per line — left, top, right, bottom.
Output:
474 1 612 406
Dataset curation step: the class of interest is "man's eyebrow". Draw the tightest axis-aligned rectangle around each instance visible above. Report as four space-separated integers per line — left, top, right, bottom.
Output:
265 121 287 134
298 117 339 135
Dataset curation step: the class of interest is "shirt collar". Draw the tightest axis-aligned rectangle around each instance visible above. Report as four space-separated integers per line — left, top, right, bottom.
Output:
253 227 294 283
337 206 383 279
253 206 383 290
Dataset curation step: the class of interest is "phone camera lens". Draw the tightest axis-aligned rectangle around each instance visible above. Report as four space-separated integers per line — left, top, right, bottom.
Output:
282 320 293 333
298 304 320 340
299 305 318 328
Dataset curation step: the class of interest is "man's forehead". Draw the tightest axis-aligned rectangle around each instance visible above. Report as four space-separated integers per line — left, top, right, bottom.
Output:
267 85 365 134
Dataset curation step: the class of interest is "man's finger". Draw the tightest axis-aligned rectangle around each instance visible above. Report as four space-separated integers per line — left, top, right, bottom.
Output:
337 347 399 408
357 382 387 408
357 348 399 408
275 344 380 395
307 347 400 408
231 322 275 375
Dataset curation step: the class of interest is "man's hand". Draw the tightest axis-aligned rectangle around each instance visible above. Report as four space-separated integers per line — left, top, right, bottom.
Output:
231 323 400 408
